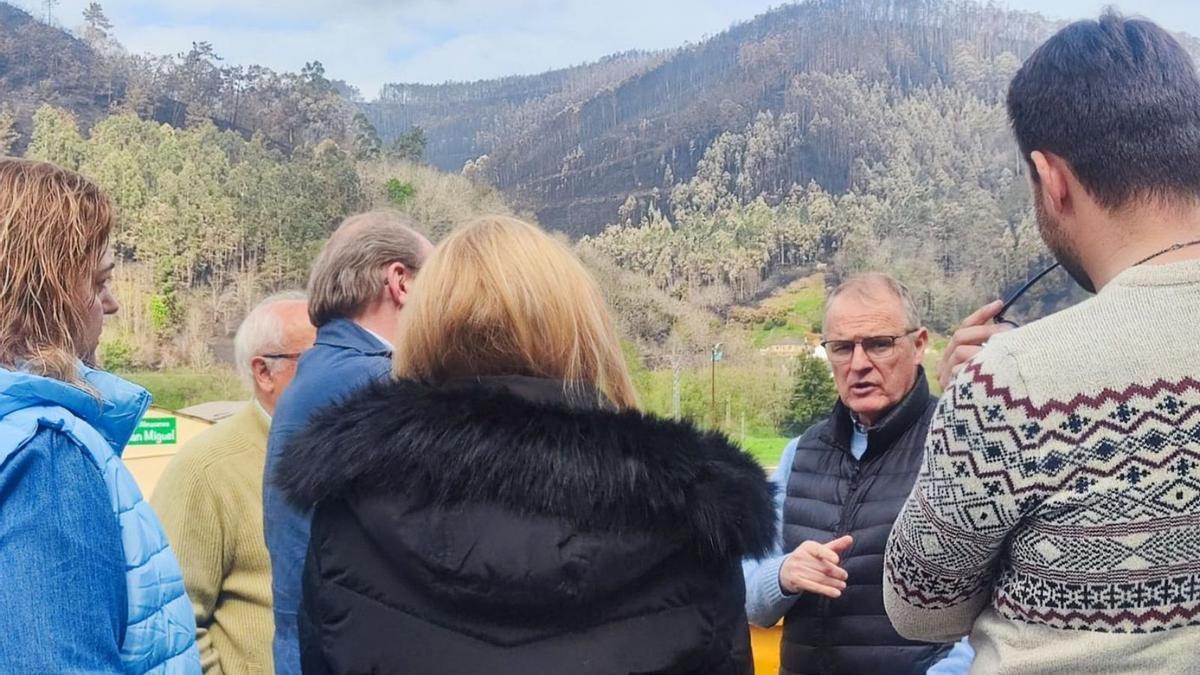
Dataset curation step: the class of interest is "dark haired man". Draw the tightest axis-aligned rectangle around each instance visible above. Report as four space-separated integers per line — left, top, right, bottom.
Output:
885 12 1200 672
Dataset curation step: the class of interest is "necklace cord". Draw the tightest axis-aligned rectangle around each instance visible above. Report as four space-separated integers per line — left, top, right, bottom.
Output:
1132 238 1200 266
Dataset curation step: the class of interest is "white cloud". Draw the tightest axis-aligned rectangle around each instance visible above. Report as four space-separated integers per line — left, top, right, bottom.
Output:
25 0 1200 99
30 0 785 98
987 0 1200 35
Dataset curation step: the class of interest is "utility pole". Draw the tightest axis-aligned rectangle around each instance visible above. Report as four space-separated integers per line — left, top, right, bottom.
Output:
671 363 681 420
710 342 723 429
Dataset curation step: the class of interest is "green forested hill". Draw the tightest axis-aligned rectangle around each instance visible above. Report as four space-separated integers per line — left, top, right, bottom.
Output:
2 0 1175 446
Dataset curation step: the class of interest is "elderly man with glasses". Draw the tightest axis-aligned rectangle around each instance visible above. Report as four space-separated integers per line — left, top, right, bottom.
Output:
743 272 961 675
152 291 315 675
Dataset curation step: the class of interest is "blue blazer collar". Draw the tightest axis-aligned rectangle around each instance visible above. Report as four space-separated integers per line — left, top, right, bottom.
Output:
313 318 393 357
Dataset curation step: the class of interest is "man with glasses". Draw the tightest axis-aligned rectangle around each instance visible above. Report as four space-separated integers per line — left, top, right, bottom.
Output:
885 12 1200 673
743 272 957 674
152 291 315 675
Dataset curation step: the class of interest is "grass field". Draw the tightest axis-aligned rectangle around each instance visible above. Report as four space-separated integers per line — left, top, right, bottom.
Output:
118 368 245 410
123 364 800 471
740 435 790 467
751 274 826 348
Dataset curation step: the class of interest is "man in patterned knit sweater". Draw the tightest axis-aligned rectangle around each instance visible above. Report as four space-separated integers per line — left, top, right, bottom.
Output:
884 12 1200 674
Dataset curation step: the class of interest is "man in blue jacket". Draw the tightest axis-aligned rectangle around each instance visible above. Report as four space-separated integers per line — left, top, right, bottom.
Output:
0 158 200 673
264 211 432 675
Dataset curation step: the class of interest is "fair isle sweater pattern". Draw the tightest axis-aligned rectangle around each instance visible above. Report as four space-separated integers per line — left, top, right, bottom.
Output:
886 357 1200 633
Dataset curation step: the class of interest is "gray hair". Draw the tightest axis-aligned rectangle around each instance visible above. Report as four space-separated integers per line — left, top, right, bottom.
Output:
307 211 429 327
234 290 307 391
823 273 921 333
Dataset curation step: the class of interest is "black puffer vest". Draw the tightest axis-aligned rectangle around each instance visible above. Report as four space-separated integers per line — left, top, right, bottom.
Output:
276 376 776 675
781 372 950 675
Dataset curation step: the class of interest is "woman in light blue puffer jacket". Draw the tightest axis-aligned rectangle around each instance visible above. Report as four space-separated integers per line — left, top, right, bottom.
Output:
0 158 199 674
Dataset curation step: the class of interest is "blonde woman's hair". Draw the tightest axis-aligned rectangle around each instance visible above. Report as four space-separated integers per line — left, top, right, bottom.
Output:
0 158 114 384
393 215 638 409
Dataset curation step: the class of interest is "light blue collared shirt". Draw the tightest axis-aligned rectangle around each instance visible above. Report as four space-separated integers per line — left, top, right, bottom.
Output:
850 425 868 460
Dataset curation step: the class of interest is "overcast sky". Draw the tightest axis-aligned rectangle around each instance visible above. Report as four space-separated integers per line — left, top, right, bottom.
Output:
19 0 1200 100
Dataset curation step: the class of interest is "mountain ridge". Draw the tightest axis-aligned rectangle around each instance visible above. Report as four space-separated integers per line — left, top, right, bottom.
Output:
358 0 1060 235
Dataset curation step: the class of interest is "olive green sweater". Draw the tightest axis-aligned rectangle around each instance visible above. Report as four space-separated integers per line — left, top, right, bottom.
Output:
151 403 274 675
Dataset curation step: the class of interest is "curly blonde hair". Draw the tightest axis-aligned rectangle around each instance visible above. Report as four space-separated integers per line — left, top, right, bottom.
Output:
0 158 114 384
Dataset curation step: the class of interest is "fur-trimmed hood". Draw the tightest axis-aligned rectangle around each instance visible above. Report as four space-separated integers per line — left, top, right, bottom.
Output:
275 375 775 564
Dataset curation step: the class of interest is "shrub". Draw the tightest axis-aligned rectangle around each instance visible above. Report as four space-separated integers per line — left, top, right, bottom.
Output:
385 178 416 207
98 336 135 371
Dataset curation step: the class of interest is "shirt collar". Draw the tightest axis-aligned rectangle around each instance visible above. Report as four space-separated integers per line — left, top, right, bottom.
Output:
253 398 272 424
361 326 394 351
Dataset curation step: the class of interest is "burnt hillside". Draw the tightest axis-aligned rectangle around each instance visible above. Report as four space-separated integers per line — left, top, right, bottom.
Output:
361 0 1053 236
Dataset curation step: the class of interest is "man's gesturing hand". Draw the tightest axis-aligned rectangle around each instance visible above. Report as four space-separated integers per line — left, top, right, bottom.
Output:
779 535 854 598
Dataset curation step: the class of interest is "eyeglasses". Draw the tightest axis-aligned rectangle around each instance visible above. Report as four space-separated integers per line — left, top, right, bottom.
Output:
821 329 919 363
260 353 302 361
994 262 1061 328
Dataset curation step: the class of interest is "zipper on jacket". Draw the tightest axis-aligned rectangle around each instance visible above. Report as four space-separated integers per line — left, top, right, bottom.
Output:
835 461 863 536
822 460 864 619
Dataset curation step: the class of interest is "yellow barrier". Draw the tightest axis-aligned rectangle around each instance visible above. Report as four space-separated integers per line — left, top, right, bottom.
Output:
751 625 782 674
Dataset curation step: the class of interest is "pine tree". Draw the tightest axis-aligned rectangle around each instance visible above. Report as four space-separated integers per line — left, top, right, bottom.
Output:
351 112 382 160
26 105 86 169
0 107 19 155
82 3 113 44
784 353 838 435
388 126 427 162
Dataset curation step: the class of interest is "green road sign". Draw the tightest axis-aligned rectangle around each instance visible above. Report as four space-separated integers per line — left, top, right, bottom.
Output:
129 417 178 446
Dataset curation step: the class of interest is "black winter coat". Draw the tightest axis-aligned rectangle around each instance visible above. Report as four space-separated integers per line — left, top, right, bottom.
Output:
780 373 950 675
276 376 776 675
